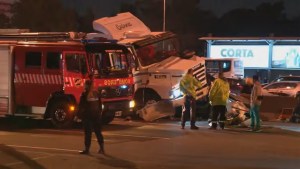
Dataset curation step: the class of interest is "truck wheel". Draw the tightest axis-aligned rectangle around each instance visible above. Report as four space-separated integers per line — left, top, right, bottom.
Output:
49 100 74 128
101 111 115 125
135 90 161 110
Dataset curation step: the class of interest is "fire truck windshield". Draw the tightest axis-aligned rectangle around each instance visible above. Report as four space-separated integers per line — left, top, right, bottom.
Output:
136 38 179 66
65 53 88 75
89 49 131 78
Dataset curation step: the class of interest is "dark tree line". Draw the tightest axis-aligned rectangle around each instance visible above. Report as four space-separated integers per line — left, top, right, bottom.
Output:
3 0 300 52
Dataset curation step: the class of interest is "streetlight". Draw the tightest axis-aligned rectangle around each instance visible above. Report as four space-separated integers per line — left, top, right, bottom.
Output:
163 0 166 32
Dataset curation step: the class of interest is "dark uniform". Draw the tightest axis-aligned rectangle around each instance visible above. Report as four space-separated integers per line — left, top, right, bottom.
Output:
78 80 104 154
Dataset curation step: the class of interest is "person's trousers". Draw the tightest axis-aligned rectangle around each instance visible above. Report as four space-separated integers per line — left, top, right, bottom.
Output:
181 95 196 127
83 118 104 150
250 104 261 129
211 105 226 129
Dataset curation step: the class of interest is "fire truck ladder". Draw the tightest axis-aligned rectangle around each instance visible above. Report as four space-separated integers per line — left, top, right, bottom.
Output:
0 32 73 41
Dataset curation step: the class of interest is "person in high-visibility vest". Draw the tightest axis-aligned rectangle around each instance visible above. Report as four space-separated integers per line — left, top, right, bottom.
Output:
209 72 230 130
180 68 202 130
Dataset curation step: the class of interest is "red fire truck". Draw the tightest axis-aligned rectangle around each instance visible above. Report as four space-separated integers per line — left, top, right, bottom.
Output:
0 32 135 128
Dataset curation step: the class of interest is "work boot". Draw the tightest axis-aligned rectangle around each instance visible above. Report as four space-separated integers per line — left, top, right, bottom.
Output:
254 127 262 132
79 149 89 155
190 125 199 130
219 123 225 130
98 143 105 154
210 123 217 130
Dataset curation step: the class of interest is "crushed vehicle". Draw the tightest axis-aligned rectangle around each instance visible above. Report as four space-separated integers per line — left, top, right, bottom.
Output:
208 93 251 127
225 93 250 127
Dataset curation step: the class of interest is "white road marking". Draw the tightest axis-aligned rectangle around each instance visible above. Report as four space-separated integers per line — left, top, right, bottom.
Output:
5 153 54 167
104 133 171 140
7 144 78 153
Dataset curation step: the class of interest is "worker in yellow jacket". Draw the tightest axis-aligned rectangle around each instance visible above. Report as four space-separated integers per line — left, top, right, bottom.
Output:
180 68 202 130
209 72 230 130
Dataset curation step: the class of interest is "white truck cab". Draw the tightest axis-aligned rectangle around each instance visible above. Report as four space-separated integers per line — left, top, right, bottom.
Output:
91 12 209 111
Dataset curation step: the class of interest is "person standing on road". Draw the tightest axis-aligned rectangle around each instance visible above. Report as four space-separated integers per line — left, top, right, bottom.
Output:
208 72 230 130
77 79 105 154
250 75 263 132
180 68 202 130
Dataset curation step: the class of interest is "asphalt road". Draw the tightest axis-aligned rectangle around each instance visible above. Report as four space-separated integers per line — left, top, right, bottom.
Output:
0 117 300 169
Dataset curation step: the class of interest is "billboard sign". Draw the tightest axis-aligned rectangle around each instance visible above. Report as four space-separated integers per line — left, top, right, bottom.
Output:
210 45 269 68
272 45 300 69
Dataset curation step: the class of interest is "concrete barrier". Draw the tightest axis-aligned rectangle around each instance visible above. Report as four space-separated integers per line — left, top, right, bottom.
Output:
260 96 297 121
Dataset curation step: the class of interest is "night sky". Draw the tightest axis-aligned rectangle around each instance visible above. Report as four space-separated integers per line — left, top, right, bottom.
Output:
61 0 300 19
199 0 300 19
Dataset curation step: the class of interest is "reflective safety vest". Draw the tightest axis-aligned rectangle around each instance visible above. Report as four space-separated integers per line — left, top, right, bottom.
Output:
209 78 230 106
180 74 202 99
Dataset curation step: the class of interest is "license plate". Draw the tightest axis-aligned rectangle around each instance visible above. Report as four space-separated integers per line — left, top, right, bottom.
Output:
115 111 122 117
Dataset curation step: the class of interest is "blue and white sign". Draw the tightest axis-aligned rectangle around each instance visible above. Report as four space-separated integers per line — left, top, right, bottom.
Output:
210 45 269 68
272 45 300 69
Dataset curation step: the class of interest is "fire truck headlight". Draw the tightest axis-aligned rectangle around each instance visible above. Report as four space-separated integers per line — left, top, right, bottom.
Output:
129 100 135 108
120 85 127 89
69 105 75 112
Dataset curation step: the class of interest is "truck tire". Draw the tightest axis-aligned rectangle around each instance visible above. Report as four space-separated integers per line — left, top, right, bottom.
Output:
49 100 74 128
101 111 115 125
135 89 161 110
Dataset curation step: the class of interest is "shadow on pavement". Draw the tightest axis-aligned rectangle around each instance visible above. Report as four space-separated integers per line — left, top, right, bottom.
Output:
0 117 53 130
0 117 144 134
0 144 45 169
97 154 137 169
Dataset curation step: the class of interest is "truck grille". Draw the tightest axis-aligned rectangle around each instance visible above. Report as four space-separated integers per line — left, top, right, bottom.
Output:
99 86 132 98
192 63 209 100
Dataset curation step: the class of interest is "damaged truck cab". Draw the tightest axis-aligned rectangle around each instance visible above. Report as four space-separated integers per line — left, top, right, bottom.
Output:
91 12 209 116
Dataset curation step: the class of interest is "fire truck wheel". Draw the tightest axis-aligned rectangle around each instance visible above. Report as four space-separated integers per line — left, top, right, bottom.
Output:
101 111 115 125
49 100 74 128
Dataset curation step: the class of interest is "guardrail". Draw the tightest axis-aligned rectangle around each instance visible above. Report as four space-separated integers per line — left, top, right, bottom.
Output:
260 96 297 121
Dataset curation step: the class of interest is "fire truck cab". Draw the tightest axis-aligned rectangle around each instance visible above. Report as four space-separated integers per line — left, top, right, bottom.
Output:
0 32 135 128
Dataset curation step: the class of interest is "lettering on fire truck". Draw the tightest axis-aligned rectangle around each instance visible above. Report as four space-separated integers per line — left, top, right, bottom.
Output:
74 78 82 87
103 78 131 86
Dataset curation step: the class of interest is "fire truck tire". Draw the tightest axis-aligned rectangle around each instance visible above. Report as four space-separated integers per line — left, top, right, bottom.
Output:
49 100 74 128
101 111 115 125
